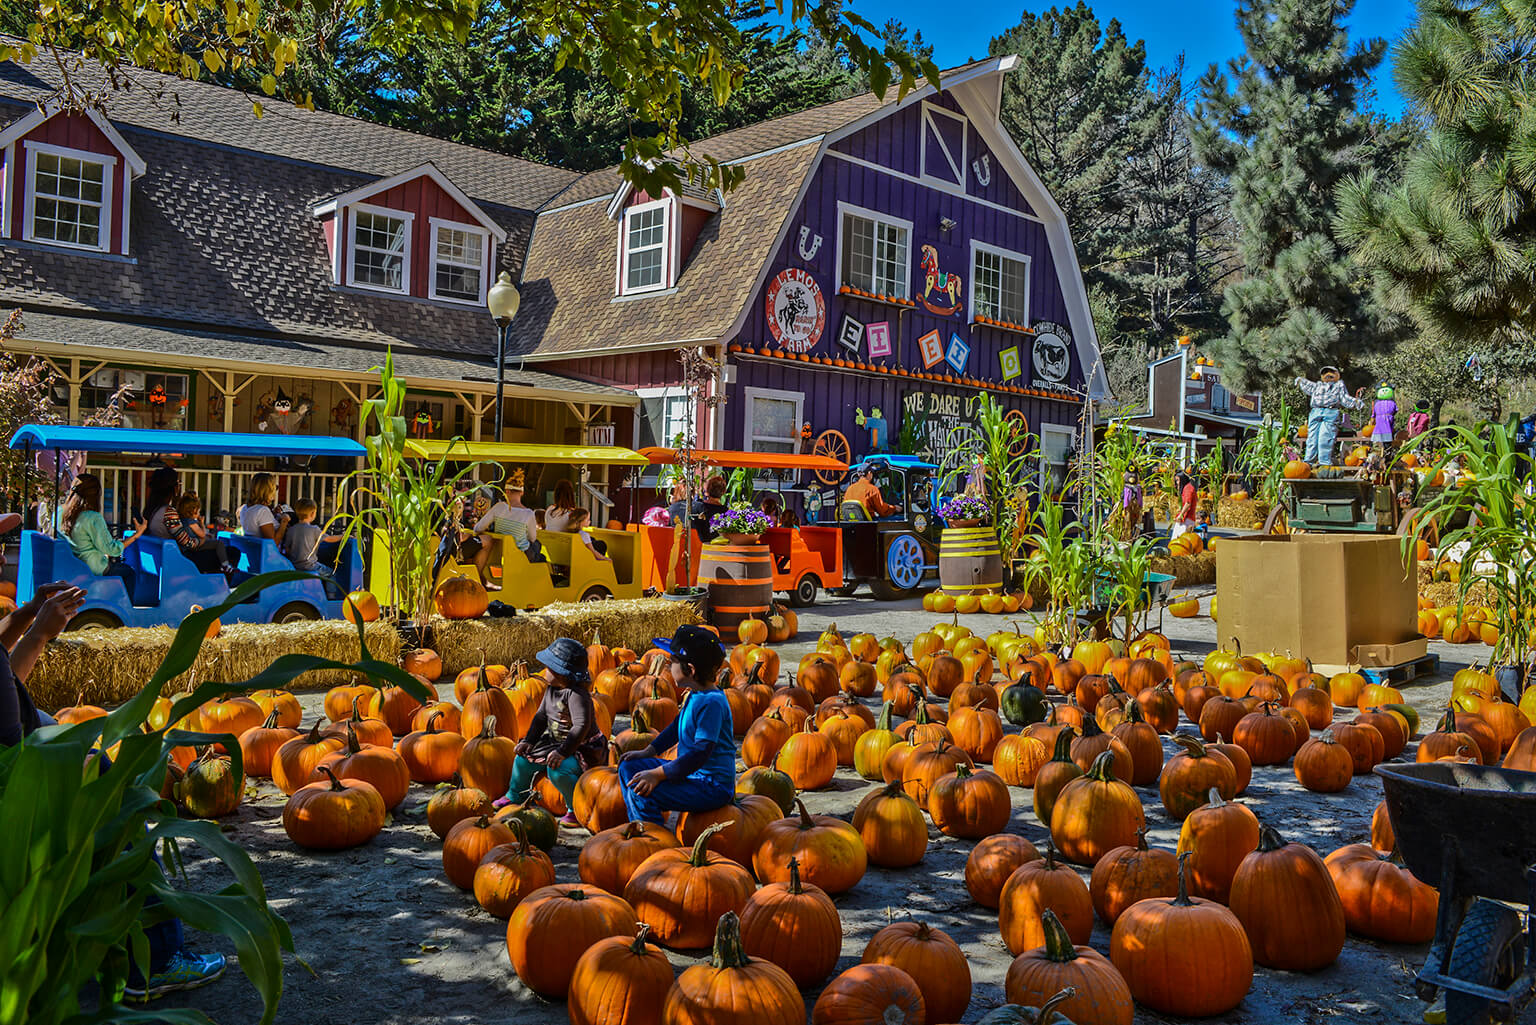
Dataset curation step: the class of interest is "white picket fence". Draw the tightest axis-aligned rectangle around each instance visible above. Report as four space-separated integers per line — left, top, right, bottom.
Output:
77 463 354 530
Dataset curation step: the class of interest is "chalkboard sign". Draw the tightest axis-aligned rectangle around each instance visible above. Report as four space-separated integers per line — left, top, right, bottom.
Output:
900 390 985 467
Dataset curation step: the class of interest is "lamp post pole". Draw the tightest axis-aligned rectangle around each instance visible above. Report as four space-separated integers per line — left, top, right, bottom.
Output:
486 272 522 444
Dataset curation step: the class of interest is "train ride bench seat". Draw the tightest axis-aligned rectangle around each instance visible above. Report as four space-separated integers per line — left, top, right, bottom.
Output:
21 531 135 607
840 501 871 522
127 539 230 610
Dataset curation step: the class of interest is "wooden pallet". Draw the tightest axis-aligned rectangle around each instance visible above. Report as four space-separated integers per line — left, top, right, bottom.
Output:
1360 653 1441 687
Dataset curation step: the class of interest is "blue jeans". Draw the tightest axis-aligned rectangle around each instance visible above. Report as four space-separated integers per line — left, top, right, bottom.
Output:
617 757 732 825
506 753 582 810
311 564 345 601
1306 407 1342 465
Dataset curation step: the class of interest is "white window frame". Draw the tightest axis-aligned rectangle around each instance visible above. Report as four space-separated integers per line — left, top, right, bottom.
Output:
618 198 672 296
427 216 491 305
1039 423 1076 491
968 239 1032 326
345 202 414 295
920 102 968 194
743 385 804 451
634 385 691 483
835 201 913 300
23 140 115 253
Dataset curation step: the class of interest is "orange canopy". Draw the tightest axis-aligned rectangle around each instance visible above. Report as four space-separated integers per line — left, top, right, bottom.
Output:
638 447 847 472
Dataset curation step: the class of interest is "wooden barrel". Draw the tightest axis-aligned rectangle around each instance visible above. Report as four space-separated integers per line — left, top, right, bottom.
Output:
699 542 774 630
939 527 1003 595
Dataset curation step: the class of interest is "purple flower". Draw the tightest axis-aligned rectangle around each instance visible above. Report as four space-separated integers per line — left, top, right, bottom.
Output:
710 507 775 535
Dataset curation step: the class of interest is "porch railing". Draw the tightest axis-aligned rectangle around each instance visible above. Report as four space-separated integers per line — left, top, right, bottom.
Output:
78 463 354 532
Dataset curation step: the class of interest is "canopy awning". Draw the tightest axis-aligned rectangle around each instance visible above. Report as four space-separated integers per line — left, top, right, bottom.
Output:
9 425 365 458
638 447 848 472
403 440 649 466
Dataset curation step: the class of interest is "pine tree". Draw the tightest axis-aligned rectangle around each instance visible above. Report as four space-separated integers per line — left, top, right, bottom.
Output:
1336 0 1536 381
1192 0 1405 390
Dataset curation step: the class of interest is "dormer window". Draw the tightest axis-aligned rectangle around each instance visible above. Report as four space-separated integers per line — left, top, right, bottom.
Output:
430 220 489 304
348 205 411 292
622 199 670 294
25 144 113 251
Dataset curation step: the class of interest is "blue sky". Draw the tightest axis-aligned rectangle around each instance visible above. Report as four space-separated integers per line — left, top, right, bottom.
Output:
853 0 1416 116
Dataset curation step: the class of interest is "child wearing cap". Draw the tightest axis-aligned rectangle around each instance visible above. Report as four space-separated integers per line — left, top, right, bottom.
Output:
618 625 735 824
498 636 607 824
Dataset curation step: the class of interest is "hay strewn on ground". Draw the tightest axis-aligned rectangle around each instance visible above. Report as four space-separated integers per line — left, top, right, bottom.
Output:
1151 550 1217 587
30 620 403 712
1216 496 1271 529
430 598 700 675
1415 561 1497 609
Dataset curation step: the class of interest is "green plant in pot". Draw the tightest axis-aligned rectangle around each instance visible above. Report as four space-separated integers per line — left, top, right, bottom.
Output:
710 505 774 544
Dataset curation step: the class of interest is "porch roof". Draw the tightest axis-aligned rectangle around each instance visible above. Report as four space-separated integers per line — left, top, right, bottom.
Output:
7 311 637 406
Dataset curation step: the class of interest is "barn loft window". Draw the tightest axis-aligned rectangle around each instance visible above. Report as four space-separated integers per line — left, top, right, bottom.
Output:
621 199 670 294
971 241 1030 325
26 144 112 251
838 203 911 300
349 205 412 293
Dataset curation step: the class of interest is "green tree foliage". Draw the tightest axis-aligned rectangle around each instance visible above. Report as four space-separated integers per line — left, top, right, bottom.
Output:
0 0 936 195
1336 0 1536 383
1192 0 1406 390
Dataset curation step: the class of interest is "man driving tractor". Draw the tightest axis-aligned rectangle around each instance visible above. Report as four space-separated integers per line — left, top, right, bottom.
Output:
842 465 900 518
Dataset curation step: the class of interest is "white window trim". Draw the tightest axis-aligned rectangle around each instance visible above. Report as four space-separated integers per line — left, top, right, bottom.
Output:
834 200 914 299
920 102 968 191
742 385 805 452
635 385 691 482
967 238 1032 326
345 202 414 295
617 197 672 296
1039 423 1076 491
427 216 491 306
22 140 115 253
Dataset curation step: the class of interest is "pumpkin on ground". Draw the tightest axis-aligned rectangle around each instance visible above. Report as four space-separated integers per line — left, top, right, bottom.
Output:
624 822 756 949
472 821 557 918
1293 731 1354 792
443 814 517 889
811 964 926 1025
998 840 1095 954
397 711 466 783
566 924 675 1025
776 718 839 790
1324 844 1439 943
992 733 1051 787
852 782 929 869
927 764 1012 839
1176 787 1260 904
271 720 346 796
1050 751 1145 866
282 766 386 850
966 834 1040 909
901 739 974 806
739 856 842 987
178 749 244 818
662 912 804 1025
311 723 411 810
1228 823 1346 972
1031 731 1084 824
505 884 639 999
1109 853 1253 1017
862 920 971 1024
458 715 519 799
426 778 494 838
754 798 868 895
1004 910 1135 1025
578 819 679 895
677 793 782 867
572 764 629 833
1089 828 1179 926
239 712 298 780
1158 734 1236 819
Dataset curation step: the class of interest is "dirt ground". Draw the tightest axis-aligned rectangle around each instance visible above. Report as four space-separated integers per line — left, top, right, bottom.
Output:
158 588 1529 1025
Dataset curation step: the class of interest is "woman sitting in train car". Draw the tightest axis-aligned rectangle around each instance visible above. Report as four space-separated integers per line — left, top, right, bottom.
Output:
60 474 146 592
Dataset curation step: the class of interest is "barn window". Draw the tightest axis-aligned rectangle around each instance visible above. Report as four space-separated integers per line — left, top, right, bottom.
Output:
971 241 1030 325
837 203 911 300
620 199 671 294
25 144 113 251
349 205 412 293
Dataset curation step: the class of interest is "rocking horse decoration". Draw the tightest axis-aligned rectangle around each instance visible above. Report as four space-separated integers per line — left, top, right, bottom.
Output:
919 245 963 316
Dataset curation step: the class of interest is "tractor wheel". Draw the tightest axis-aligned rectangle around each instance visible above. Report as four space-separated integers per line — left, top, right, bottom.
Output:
789 574 819 608
67 609 123 631
273 601 320 624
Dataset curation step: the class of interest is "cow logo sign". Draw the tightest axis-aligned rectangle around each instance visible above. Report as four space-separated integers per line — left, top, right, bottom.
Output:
765 268 826 353
1031 321 1072 383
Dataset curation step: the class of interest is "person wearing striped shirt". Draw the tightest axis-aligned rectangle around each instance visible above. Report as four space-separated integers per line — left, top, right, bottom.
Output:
472 469 544 588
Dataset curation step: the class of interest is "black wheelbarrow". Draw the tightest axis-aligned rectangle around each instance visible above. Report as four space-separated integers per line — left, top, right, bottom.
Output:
1375 763 1536 1024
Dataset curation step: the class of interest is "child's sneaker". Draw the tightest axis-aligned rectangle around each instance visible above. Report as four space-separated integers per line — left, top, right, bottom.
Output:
124 950 226 1000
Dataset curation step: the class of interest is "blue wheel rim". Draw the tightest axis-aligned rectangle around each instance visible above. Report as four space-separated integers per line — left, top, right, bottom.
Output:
886 534 924 589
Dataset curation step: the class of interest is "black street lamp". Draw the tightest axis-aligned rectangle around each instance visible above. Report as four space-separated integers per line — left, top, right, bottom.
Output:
486 271 521 441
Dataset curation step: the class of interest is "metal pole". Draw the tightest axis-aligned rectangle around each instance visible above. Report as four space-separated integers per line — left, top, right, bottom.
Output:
52 449 61 539
494 319 509 443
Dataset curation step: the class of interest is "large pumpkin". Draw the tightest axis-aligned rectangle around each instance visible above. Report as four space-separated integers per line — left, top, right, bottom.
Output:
623 822 755 949
811 964 926 1025
901 739 974 805
662 911 804 1025
775 718 839 790
739 856 842 987
754 798 868 895
572 764 629 833
282 766 386 850
927 764 1011 839
505 884 639 998
1050 750 1145 866
1324 844 1438 943
676 793 781 867
239 711 299 780
992 733 1051 787
472 823 557 918
1031 730 1084 824
443 814 517 889
862 920 971 1024
178 749 244 818
271 719 346 795
1175 787 1260 904
458 715 519 799
397 711 466 783
310 723 411 810
1109 854 1253 1016
965 834 1040 909
998 840 1094 954
1089 827 1179 926
1293 731 1354 792
1228 823 1346 972
1158 734 1236 820
435 575 490 619
1004 909 1134 1025
567 925 675 1025
578 819 679 895
852 782 929 869
426 778 494 839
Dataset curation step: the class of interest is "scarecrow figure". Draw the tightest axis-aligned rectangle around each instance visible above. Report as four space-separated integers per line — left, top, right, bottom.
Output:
410 408 436 439
855 407 889 454
257 389 313 435
1372 385 1398 449
1294 366 1365 466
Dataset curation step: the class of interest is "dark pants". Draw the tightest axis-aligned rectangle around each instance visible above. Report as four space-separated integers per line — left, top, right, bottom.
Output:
103 559 136 594
182 540 229 574
617 757 731 825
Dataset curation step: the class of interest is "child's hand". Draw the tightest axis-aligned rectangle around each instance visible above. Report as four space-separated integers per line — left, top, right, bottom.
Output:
618 747 654 763
626 767 666 796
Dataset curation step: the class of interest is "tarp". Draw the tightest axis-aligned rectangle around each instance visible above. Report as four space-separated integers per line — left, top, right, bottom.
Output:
403 439 649 466
9 425 365 458
639 447 848 471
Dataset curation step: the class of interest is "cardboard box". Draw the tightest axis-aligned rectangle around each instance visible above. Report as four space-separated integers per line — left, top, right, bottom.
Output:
1215 534 1417 668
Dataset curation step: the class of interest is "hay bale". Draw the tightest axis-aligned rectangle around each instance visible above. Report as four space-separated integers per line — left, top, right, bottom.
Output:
1216 497 1270 530
30 620 403 712
430 598 701 675
1150 550 1217 587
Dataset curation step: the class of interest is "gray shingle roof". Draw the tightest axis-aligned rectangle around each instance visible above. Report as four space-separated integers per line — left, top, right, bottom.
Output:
10 309 632 400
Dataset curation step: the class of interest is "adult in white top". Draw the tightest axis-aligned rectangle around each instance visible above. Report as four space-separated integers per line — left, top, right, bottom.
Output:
235 473 289 544
473 472 542 588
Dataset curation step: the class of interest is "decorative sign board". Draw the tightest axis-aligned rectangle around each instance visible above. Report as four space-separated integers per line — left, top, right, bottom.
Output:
765 268 826 353
866 321 892 358
999 346 1022 380
917 329 945 369
1031 321 1072 383
900 389 986 467
837 314 864 355
945 333 970 374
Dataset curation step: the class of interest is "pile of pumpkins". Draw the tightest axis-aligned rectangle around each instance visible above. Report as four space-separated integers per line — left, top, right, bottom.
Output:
920 590 1033 615
67 605 1536 1025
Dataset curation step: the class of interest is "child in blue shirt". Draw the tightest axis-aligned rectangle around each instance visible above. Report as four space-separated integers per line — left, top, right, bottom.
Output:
618 624 735 824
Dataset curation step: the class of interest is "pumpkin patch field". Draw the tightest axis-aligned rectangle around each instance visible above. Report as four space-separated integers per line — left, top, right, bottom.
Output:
149 595 1516 1024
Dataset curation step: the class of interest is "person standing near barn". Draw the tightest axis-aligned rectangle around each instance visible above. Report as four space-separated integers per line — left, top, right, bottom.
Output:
1296 366 1366 466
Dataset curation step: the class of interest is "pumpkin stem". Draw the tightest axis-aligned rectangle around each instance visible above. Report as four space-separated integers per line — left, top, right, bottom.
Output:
1204 785 1226 809
567 887 587 902
794 796 815 829
1042 837 1059 871
305 718 326 742
506 816 531 854
786 856 803 895
1085 749 1118 782
319 765 346 791
1124 701 1146 724
709 911 751 970
1173 851 1195 906
1255 822 1285 853
875 700 894 732
689 822 730 865
1434 706 1457 734
1172 733 1208 758
261 709 281 729
632 708 650 734
480 715 499 739
426 710 444 734
913 696 930 724
345 723 361 755
628 922 652 954
1050 730 1074 762
1039 909 1077 963
350 695 365 720
1134 825 1149 851
1037 987 1080 1021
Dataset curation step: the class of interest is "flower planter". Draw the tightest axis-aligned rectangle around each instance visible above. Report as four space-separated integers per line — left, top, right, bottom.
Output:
722 532 765 545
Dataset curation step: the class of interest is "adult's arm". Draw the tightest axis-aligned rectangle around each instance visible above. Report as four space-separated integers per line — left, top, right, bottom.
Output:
0 582 70 651
10 591 83 688
474 507 496 533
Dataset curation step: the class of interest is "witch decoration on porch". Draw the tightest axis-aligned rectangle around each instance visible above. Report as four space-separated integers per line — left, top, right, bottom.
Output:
257 389 313 435
410 408 436 439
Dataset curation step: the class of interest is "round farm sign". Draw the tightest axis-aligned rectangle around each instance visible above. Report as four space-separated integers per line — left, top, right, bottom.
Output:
765 268 826 353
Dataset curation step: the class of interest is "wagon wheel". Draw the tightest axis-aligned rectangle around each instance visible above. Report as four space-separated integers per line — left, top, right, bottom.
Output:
1004 409 1030 459
1443 899 1525 1025
812 430 851 486
1262 504 1291 535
